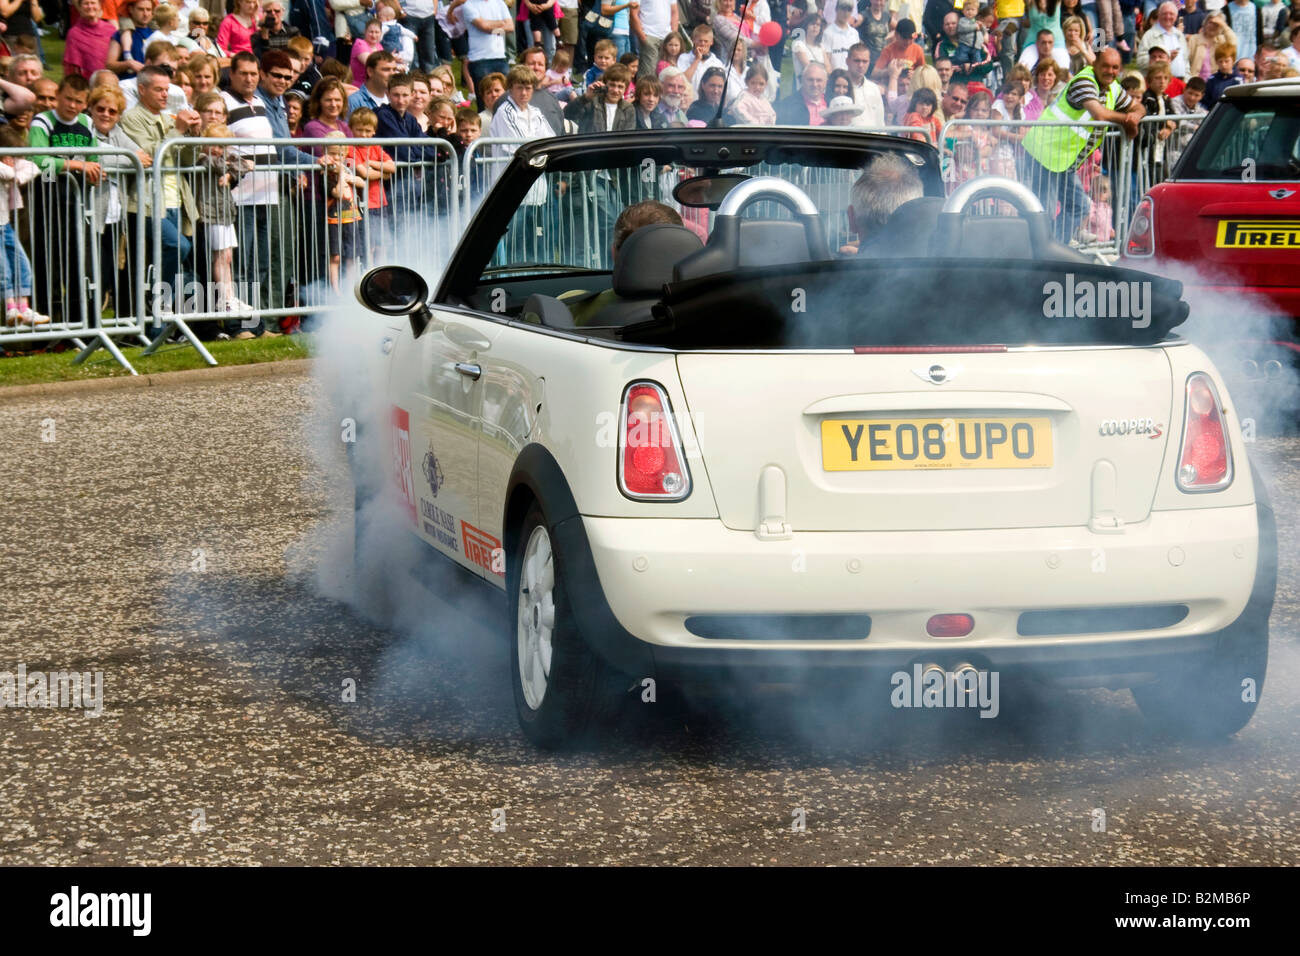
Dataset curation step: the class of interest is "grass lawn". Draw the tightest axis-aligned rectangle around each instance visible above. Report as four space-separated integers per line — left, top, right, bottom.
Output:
0 333 311 388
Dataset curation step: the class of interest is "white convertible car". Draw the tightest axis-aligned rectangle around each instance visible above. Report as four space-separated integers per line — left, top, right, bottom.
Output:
353 128 1276 748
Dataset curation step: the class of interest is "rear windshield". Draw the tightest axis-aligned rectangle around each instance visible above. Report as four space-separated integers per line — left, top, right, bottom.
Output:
1178 100 1300 181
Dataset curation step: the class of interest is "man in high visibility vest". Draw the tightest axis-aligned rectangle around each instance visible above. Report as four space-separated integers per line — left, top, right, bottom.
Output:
1019 48 1144 243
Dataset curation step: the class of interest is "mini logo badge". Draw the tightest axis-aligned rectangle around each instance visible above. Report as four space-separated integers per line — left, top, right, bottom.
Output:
1268 189 1295 200
913 363 958 385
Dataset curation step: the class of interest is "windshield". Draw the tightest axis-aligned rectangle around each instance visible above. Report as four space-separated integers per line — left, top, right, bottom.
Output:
484 159 878 276
1178 101 1300 181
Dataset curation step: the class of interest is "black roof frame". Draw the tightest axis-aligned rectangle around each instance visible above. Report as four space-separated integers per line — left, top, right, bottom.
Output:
434 127 944 303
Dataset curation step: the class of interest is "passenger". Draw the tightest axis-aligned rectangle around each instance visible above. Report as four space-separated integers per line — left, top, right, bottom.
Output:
563 200 684 326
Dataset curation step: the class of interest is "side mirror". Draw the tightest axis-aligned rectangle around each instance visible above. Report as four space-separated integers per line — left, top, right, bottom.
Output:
355 266 433 337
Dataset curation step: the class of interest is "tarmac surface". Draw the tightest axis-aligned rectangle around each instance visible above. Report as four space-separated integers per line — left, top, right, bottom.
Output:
1 366 1297 865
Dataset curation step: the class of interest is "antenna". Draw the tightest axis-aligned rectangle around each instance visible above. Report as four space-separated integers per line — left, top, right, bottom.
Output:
713 0 751 126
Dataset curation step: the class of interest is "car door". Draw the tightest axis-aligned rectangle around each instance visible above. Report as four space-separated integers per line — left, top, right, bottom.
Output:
389 312 497 577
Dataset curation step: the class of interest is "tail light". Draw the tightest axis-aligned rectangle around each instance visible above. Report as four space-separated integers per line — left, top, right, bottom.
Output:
619 382 692 500
1176 373 1233 492
1126 196 1155 258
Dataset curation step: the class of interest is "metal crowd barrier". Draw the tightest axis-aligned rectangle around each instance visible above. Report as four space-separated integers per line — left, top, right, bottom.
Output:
1133 113 1205 200
938 117 1133 256
149 136 460 361
0 146 148 374
0 120 1212 373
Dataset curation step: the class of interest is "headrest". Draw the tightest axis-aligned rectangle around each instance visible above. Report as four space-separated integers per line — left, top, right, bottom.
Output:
612 224 705 297
736 220 812 267
942 216 1034 258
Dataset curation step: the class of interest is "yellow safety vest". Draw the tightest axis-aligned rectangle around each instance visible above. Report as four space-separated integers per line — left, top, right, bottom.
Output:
1023 67 1120 173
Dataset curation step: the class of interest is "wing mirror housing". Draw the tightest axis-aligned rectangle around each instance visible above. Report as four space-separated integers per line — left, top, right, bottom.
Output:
355 266 433 338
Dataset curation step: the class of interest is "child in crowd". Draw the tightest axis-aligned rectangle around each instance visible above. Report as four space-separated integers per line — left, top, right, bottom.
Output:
525 0 562 54
989 79 1026 175
455 108 481 150
728 65 776 124
543 48 575 102
1120 73 1144 98
657 32 685 75
634 78 670 128
679 25 722 89
586 38 618 89
429 95 459 142
350 20 385 86
1077 175 1115 245
152 4 199 55
1204 42 1241 107
345 108 396 264
953 0 993 77
904 87 940 143
619 51 639 100
0 125 47 328
378 0 418 70
196 123 251 316
324 131 367 291
108 0 158 79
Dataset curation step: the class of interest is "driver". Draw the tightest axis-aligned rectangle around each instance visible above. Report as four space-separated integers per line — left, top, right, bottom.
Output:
561 201 685 325
845 151 934 256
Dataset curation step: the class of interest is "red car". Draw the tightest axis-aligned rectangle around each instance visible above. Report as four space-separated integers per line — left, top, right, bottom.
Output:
1125 79 1300 318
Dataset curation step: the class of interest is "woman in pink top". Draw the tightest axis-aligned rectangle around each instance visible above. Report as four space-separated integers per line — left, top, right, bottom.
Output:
217 0 260 56
349 19 384 86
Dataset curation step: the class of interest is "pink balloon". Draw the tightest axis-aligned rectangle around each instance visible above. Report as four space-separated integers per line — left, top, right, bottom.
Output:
757 20 783 48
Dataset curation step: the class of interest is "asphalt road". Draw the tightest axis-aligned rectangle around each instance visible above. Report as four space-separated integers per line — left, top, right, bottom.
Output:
1 368 1297 865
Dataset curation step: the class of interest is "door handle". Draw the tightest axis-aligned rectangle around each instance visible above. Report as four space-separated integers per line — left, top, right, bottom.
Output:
455 362 482 381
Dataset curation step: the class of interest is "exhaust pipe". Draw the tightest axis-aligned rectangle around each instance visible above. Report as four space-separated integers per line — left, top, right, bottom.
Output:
1242 359 1260 380
1264 359 1285 382
952 663 981 701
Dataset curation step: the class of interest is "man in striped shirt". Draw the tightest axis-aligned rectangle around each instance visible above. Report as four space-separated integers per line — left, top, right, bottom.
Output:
1021 48 1143 243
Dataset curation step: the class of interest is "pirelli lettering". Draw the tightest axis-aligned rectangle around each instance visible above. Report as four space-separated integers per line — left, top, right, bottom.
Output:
1215 220 1300 249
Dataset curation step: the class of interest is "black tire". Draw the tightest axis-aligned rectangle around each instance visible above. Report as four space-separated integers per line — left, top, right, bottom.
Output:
1132 462 1276 740
509 502 623 749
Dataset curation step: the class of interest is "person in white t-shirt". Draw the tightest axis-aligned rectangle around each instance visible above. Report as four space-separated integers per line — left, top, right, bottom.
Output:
463 0 512 108
631 0 678 79
824 0 860 70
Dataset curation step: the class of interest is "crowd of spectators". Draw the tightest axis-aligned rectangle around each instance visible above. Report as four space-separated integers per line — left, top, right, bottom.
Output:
0 0 1295 335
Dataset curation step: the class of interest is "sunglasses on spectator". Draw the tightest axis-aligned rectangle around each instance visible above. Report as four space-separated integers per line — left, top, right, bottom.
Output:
92 105 120 115
950 96 968 106
268 71 295 81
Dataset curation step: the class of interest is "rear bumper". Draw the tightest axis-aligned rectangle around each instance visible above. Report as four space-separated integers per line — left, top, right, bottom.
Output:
558 507 1261 682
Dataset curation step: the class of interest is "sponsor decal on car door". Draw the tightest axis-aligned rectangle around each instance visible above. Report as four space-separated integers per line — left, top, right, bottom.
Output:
388 318 483 573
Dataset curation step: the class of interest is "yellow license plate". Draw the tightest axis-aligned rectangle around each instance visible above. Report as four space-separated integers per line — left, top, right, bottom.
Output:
1215 220 1300 249
821 417 1054 471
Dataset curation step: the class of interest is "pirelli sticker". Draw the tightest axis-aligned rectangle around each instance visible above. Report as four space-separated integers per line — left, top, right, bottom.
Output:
1215 220 1300 249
